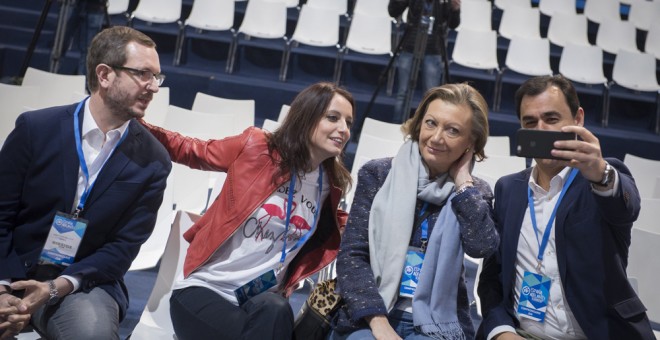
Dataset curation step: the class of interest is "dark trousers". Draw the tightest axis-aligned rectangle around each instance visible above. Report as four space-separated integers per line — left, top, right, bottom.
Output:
170 286 294 340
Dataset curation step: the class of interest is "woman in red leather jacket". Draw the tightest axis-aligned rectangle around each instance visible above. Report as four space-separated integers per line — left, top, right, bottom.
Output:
141 82 353 340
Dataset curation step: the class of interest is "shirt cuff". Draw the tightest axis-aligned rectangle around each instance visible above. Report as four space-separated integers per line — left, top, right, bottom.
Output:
488 325 517 340
60 275 81 293
591 169 619 197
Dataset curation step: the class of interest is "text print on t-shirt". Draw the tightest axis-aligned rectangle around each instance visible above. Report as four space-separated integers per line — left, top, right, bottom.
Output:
242 184 319 255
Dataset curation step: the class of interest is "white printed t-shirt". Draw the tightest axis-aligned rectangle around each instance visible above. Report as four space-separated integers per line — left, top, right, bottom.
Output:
173 166 330 305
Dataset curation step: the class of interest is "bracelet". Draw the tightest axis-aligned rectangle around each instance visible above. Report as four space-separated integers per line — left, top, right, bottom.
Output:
456 179 474 189
455 180 475 195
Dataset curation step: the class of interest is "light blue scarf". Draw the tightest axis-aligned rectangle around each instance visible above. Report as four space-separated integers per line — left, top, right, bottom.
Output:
368 140 466 339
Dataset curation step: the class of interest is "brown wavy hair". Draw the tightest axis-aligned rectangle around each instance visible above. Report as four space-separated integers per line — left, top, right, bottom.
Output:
402 83 490 162
267 82 354 194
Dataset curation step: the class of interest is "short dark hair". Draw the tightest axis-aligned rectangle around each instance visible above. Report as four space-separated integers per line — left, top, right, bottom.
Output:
514 75 580 119
402 83 490 162
268 82 354 193
86 26 156 92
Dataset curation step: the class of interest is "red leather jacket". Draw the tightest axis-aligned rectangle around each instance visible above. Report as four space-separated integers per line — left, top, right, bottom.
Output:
143 123 347 294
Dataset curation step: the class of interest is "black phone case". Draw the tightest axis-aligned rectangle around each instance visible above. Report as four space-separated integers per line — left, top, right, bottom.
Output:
515 129 576 160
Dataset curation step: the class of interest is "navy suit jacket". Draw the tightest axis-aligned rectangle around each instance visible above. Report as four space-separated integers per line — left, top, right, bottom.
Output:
0 102 171 319
477 159 654 339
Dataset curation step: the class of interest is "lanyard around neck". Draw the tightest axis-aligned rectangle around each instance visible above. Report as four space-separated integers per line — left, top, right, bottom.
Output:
73 97 128 217
279 167 324 265
419 201 430 252
527 168 578 271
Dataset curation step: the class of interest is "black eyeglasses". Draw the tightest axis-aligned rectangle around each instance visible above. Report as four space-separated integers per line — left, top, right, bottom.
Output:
111 65 166 87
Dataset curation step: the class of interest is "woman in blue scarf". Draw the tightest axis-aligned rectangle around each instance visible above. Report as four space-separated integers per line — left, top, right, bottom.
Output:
331 83 499 339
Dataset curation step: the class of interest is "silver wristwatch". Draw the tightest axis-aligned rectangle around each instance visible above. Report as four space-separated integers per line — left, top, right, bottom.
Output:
47 280 59 305
594 162 615 187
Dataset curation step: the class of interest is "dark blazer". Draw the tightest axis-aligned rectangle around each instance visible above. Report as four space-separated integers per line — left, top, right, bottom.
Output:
0 102 171 319
477 159 654 340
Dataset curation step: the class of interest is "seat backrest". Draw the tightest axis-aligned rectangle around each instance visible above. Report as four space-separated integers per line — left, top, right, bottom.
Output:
278 104 290 122
645 21 660 60
344 134 404 211
130 210 201 339
635 198 660 234
353 0 389 18
144 87 170 127
484 135 511 157
107 0 130 15
291 4 340 47
538 0 576 16
22 67 86 109
595 19 639 55
494 0 531 11
628 0 659 31
238 0 287 38
305 0 348 16
452 28 500 70
627 228 660 323
584 0 621 24
498 5 540 40
612 50 660 92
0 83 40 141
192 92 255 131
261 118 281 132
360 117 405 141
456 0 492 32
129 175 175 271
185 0 234 31
345 12 393 55
624 154 660 198
504 36 552 76
547 12 589 47
559 43 607 85
132 0 182 23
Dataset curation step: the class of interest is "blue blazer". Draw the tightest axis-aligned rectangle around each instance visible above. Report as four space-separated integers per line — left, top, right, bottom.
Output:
477 159 654 339
0 102 171 319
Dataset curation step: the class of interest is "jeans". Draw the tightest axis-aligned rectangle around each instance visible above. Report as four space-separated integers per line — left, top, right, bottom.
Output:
64 0 106 75
394 52 444 123
170 287 294 340
328 309 434 340
31 287 120 340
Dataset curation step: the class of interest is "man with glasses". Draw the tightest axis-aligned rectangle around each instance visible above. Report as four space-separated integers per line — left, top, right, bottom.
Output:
0 26 171 339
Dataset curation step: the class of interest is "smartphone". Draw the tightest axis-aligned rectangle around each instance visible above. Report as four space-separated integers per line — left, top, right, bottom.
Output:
515 129 576 160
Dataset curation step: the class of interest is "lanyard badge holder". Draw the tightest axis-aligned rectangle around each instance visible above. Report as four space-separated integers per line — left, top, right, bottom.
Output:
399 202 431 298
517 168 578 322
234 168 323 305
38 98 126 274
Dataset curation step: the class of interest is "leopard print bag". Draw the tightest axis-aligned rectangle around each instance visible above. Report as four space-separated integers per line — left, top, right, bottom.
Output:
293 278 343 340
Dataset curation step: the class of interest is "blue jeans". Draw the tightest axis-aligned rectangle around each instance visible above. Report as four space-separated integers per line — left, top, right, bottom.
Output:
394 52 444 123
31 287 120 340
328 310 434 340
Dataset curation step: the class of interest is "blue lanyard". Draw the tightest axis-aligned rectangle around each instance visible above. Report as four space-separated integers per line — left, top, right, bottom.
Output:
419 202 429 252
73 97 128 217
279 167 324 265
527 168 578 271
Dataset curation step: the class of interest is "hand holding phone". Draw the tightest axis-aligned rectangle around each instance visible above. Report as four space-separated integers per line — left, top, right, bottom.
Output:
515 129 577 160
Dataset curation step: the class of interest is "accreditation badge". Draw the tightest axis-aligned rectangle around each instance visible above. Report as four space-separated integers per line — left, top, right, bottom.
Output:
517 271 552 322
399 247 425 298
234 269 278 305
39 212 88 267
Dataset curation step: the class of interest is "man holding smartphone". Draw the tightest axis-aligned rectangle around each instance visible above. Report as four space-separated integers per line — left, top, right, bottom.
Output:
477 75 654 339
